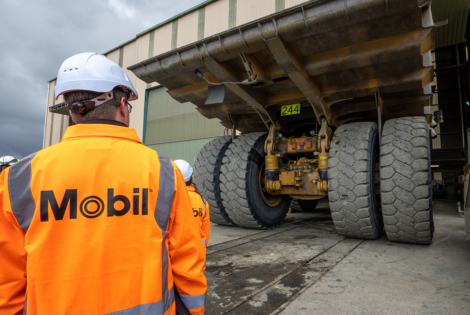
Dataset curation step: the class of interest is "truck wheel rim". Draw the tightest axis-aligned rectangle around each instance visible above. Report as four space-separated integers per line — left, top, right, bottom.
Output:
259 161 283 207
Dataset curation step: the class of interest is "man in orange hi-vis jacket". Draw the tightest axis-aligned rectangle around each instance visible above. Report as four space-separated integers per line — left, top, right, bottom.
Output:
0 53 206 315
174 160 210 248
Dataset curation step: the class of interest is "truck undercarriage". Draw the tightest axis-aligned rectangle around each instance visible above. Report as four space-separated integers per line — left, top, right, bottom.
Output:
130 0 435 244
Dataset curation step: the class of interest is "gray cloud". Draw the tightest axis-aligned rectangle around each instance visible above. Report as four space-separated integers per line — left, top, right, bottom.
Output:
0 0 205 158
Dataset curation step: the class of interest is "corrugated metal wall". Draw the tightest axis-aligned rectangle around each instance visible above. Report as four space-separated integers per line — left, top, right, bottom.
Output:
148 138 216 167
177 10 199 47
145 87 224 144
205 0 230 37
144 87 224 165
435 45 465 149
236 0 275 26
432 0 470 49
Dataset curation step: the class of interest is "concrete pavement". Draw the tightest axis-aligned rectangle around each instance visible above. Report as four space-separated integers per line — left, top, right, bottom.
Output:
205 199 470 314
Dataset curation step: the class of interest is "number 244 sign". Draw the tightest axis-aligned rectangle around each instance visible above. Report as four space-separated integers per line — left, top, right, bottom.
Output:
281 104 300 116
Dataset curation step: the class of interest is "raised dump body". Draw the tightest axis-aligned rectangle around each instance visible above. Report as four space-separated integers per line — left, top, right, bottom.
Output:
130 0 436 245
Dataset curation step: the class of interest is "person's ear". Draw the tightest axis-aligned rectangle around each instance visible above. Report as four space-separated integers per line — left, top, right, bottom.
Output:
118 96 127 117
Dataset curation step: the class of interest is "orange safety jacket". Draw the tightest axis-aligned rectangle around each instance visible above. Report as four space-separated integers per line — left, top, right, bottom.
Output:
186 187 210 247
0 122 207 315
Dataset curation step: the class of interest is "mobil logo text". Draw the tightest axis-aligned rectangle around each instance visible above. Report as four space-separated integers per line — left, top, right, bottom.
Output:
40 188 149 221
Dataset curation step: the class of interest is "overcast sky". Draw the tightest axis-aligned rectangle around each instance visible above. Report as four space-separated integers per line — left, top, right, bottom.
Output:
0 0 206 159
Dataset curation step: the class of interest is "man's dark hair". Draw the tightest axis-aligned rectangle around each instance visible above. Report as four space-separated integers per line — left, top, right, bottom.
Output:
64 86 128 124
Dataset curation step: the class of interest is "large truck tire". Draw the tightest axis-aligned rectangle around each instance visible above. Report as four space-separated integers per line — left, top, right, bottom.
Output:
193 136 235 226
290 199 303 212
220 133 291 229
380 117 434 244
328 122 383 239
296 199 319 212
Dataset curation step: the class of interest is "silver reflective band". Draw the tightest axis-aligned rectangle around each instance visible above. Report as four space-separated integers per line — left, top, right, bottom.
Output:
153 154 175 315
202 197 207 216
179 293 206 310
161 243 173 310
202 239 206 246
154 154 175 232
23 294 27 315
105 289 175 315
8 152 37 232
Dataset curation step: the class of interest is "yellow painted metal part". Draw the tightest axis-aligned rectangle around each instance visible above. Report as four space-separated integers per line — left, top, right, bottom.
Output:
265 124 280 171
318 139 328 171
286 136 319 154
267 170 327 197
264 122 328 199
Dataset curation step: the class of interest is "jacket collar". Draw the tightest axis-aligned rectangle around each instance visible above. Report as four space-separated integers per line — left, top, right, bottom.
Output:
187 186 196 192
61 123 142 144
79 118 128 127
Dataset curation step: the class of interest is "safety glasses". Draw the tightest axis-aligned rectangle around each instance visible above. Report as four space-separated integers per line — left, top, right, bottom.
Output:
126 102 133 113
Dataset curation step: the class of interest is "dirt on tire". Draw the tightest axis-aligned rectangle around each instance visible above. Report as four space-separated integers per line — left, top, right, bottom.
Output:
193 136 235 226
328 122 383 239
380 116 434 244
220 133 291 229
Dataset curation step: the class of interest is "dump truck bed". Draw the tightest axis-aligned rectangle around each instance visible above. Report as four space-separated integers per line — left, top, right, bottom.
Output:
129 0 434 134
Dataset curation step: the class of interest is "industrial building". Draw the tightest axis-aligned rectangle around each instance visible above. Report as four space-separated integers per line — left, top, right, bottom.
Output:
44 0 311 165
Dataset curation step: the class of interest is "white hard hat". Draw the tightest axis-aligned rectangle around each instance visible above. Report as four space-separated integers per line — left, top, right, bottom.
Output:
0 156 19 166
55 52 138 101
174 160 193 182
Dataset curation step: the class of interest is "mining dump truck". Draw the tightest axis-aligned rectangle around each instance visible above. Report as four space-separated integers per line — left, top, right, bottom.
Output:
130 0 435 244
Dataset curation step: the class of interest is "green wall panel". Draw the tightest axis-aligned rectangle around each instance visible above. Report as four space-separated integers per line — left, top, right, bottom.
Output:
144 87 224 145
198 7 205 40
229 0 237 29
147 138 215 167
148 30 155 58
171 20 178 49
275 0 285 12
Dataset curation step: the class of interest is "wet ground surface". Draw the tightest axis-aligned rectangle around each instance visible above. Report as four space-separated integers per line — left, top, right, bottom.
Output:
205 199 470 315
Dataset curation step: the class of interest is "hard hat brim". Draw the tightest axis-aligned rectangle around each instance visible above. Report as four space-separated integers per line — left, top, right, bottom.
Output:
55 80 138 101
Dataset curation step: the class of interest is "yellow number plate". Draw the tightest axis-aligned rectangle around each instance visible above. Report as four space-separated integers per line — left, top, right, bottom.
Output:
281 104 300 116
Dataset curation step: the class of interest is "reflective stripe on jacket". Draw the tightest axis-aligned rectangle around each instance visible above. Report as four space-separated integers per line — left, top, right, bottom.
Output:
186 187 210 247
0 123 207 315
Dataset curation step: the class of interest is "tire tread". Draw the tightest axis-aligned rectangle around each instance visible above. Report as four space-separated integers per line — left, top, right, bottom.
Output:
220 133 287 229
328 122 383 239
380 117 434 244
193 136 234 225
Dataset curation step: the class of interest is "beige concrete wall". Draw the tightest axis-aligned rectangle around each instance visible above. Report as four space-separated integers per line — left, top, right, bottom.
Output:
137 32 150 60
133 33 152 132
236 0 275 26
121 41 142 138
106 49 120 64
146 23 172 89
205 0 229 37
177 10 198 47
154 22 172 55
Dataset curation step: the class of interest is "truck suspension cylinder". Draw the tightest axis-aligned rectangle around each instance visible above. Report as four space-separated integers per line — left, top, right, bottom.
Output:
318 139 328 182
265 154 279 180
